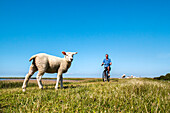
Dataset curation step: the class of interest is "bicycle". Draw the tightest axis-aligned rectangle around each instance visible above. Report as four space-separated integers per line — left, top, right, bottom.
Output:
101 64 110 82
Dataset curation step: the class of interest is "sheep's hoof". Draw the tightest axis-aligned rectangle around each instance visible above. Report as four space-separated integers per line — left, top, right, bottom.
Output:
39 87 43 90
23 88 26 92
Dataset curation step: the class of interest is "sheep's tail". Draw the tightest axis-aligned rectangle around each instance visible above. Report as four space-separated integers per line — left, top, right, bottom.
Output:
29 55 37 62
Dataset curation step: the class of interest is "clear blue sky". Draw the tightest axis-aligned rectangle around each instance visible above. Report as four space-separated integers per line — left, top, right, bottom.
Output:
0 0 170 78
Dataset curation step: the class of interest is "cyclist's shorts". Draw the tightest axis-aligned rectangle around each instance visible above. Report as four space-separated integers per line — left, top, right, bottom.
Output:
104 67 111 72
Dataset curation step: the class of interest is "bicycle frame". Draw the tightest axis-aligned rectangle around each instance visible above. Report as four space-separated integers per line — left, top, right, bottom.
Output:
102 64 110 82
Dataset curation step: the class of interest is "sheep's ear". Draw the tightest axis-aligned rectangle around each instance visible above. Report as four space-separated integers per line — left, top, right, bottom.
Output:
62 51 67 55
74 52 78 54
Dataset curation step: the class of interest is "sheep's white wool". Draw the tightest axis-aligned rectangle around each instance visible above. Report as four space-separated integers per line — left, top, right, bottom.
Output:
22 51 77 92
121 74 126 78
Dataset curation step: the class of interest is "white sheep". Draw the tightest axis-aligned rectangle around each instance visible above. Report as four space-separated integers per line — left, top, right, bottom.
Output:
121 74 126 78
22 51 77 92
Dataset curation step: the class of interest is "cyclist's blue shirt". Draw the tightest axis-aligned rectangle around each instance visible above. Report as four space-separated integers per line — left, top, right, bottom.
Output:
103 58 111 67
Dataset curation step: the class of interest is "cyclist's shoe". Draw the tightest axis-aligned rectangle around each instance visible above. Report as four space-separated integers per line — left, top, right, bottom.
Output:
108 74 110 76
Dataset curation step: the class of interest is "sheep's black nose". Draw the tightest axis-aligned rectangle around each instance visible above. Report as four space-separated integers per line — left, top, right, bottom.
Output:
71 59 73 61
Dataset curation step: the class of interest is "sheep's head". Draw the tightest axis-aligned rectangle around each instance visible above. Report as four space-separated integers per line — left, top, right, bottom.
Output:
62 51 78 62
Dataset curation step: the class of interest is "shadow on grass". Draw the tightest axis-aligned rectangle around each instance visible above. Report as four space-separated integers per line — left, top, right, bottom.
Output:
0 79 118 89
44 84 83 90
0 81 74 89
63 85 82 89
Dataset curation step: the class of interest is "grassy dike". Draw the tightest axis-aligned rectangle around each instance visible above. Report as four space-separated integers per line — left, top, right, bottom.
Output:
0 78 169 112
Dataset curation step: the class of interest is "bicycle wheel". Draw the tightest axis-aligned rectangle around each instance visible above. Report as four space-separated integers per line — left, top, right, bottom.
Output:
107 75 110 82
102 71 105 82
105 71 110 82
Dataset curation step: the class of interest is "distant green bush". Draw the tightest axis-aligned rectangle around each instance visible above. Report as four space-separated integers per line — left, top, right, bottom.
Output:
154 73 170 80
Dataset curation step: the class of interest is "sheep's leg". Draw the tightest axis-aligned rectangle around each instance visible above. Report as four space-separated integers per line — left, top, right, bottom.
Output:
22 64 37 92
60 75 63 88
36 72 44 89
55 72 62 90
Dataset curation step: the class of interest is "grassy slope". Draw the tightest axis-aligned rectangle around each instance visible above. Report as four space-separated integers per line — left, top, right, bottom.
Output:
0 78 169 113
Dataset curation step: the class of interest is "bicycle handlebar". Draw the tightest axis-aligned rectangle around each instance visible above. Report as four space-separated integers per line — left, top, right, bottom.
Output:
101 64 106 66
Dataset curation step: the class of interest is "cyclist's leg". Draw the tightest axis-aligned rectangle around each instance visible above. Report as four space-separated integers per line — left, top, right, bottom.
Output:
107 66 110 74
107 66 111 76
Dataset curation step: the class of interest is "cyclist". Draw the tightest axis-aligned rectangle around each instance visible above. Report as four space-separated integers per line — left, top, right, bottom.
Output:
101 54 112 76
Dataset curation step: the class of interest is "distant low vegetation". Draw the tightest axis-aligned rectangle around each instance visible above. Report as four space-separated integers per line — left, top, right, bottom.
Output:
154 73 170 80
0 81 37 89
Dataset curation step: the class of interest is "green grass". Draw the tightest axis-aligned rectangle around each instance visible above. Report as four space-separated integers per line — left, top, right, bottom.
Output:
0 78 169 112
0 81 37 89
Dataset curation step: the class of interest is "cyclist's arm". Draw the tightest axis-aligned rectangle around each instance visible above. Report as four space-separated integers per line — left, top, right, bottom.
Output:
101 59 105 66
109 59 112 65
